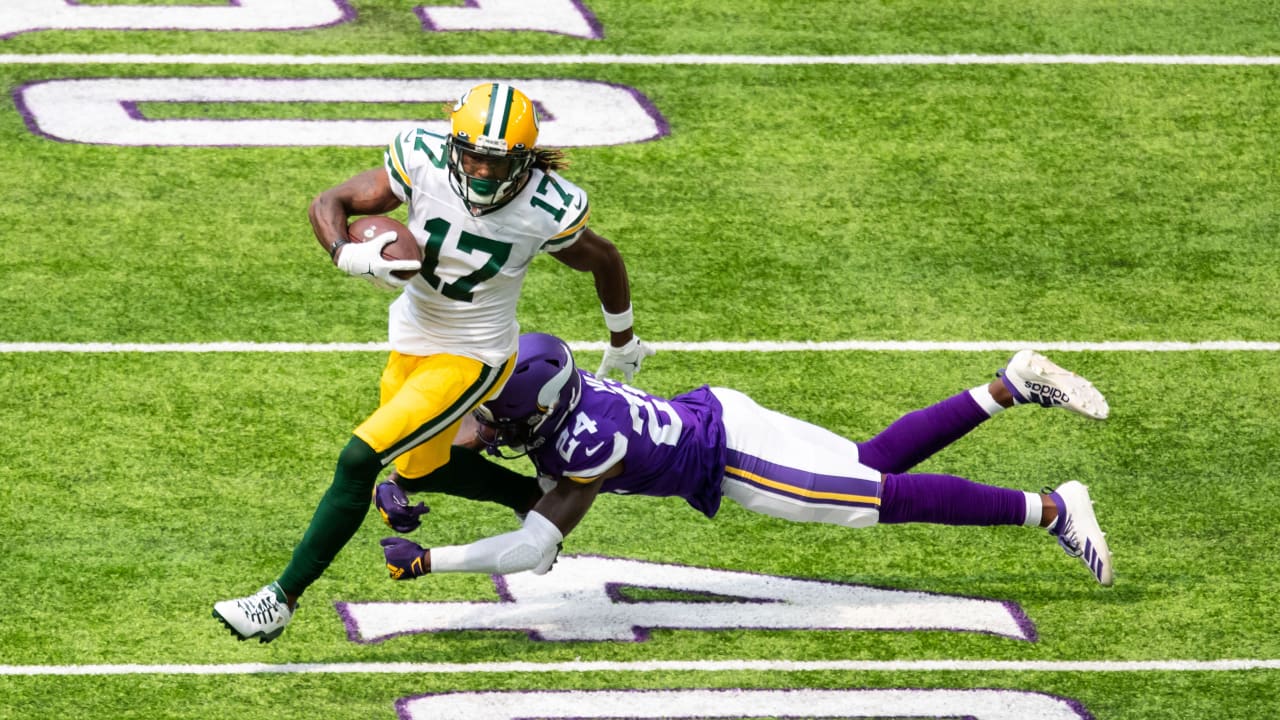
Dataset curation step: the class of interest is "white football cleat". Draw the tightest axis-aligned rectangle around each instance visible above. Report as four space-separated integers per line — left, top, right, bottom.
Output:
1000 350 1110 420
212 582 294 643
1047 481 1113 586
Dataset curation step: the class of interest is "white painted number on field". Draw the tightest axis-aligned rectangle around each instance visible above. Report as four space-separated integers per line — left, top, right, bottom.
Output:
418 0 601 39
336 556 1033 643
0 0 350 38
0 0 597 38
16 78 667 147
397 689 1091 720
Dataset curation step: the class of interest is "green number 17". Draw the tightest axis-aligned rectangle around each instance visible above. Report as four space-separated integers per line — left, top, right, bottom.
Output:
419 218 512 302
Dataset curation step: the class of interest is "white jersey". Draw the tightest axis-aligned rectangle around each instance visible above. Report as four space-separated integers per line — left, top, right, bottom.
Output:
381 126 590 365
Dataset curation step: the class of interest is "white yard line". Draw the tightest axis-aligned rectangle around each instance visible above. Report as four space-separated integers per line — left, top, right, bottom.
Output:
3 658 1280 676
0 340 1276 353
0 53 1278 66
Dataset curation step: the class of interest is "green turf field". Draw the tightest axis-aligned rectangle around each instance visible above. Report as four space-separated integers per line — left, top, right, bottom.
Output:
2 2 1278 718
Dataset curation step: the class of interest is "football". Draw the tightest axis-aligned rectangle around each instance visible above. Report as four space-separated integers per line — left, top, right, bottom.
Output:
346 215 423 280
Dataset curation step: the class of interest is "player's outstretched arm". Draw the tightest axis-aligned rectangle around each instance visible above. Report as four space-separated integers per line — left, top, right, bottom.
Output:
528 473 607 538
381 471 614 579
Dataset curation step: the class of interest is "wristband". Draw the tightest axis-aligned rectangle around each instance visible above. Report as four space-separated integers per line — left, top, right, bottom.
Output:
602 304 633 333
328 236 350 259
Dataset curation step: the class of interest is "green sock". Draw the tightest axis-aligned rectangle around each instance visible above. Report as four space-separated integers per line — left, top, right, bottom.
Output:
276 435 381 598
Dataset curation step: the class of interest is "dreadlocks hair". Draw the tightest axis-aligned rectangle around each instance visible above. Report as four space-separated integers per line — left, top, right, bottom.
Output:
532 147 568 173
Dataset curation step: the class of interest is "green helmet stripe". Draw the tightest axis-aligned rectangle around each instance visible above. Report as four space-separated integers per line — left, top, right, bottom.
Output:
482 83 514 143
496 86 514 140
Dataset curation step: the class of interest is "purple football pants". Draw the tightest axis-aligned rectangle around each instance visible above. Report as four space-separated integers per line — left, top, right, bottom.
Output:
858 391 1028 527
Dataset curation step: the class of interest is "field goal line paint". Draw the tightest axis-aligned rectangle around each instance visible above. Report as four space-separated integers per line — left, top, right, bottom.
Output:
0 340 1277 354
0 53 1278 66
4 658 1280 676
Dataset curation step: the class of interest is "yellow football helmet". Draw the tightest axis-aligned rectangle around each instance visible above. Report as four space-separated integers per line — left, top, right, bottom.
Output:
446 82 540 214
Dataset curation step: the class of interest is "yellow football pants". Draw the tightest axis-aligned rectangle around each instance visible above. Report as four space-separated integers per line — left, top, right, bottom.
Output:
354 350 514 478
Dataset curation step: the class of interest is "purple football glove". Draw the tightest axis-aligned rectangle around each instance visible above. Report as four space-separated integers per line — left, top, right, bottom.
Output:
381 537 429 580
374 480 429 533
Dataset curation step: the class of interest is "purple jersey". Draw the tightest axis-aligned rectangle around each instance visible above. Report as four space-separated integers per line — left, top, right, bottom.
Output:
529 371 728 518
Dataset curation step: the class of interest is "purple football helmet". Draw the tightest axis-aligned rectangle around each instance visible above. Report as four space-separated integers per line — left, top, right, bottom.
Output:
474 333 582 456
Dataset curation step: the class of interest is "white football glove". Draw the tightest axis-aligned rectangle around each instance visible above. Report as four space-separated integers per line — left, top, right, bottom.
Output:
595 336 655 382
335 231 421 290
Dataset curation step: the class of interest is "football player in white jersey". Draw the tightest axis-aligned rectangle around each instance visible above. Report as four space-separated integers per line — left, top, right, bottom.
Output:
213 82 655 643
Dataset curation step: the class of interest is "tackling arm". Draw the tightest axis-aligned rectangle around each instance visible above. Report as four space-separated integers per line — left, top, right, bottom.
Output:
381 465 622 577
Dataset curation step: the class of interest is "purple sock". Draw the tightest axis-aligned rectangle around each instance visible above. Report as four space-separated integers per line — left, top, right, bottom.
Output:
856 390 992 474
878 472 1027 526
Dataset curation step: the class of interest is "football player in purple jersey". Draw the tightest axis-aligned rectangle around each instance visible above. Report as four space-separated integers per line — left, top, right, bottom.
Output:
379 333 1115 586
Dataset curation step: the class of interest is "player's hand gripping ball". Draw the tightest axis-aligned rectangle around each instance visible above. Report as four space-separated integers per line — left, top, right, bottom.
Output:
345 215 423 282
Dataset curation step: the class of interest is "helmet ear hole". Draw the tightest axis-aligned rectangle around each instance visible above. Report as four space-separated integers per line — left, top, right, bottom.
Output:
476 334 581 455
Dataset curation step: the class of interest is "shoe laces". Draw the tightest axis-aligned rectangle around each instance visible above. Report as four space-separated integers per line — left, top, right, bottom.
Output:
1055 513 1082 557
239 591 282 625
1042 486 1082 557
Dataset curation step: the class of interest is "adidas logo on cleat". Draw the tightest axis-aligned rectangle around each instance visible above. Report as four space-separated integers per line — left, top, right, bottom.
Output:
1083 538 1105 582
1000 350 1108 420
1023 381 1069 407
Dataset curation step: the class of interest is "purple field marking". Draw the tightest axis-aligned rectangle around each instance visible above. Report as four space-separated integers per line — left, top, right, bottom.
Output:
393 687 1096 720
335 554 1036 644
0 0 356 39
416 0 604 40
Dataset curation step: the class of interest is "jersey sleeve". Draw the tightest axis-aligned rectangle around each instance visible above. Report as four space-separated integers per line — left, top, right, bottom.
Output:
544 409 627 484
382 126 449 204
564 432 627 483
539 171 592 253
